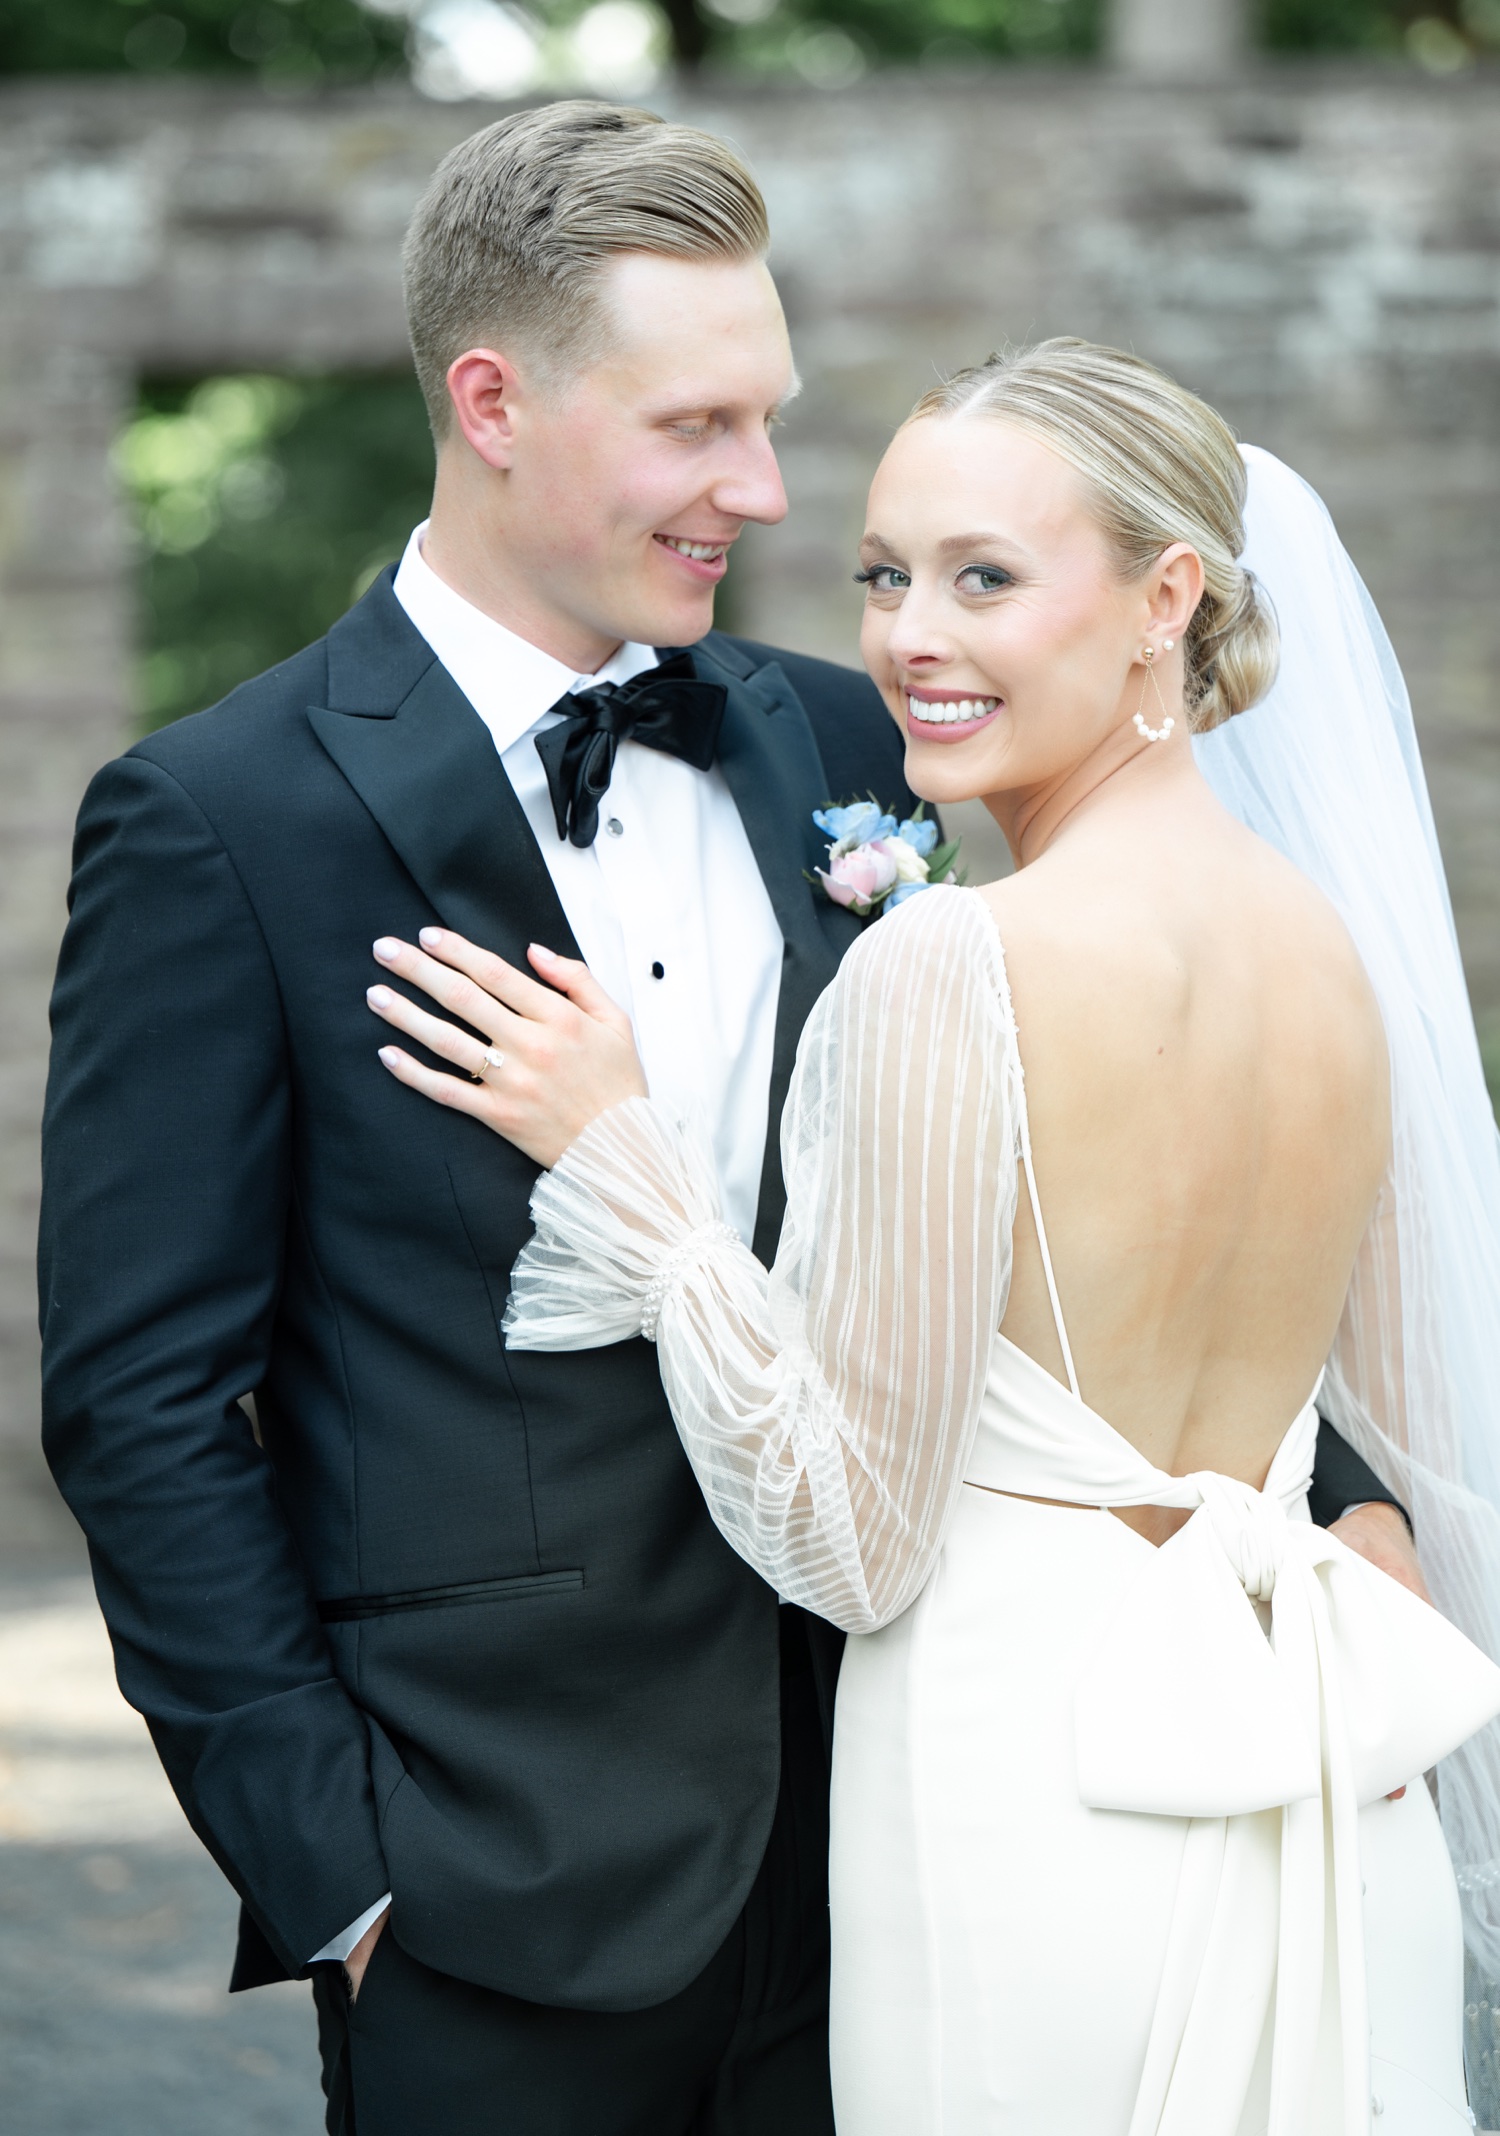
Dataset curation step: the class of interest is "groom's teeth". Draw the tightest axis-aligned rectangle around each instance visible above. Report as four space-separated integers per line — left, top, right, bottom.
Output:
908 695 999 724
662 537 725 561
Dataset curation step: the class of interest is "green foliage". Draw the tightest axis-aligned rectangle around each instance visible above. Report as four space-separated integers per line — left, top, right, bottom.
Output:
119 372 434 730
9 0 1492 85
695 0 1102 72
0 0 407 83
1258 0 1490 50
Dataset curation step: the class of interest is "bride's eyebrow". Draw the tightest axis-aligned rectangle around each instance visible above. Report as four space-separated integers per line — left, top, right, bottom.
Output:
936 530 1025 558
858 533 899 557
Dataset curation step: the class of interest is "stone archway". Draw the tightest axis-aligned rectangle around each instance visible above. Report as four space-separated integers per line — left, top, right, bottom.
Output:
3 66 1499 1453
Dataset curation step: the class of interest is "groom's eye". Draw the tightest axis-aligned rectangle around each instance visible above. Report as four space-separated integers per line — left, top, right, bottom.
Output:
956 564 1014 595
853 565 911 594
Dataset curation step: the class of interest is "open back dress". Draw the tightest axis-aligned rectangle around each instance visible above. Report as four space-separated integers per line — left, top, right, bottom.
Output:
504 884 1500 2134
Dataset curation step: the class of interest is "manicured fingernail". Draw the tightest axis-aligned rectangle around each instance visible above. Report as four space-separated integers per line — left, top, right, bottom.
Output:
367 986 392 1009
419 927 443 949
529 942 556 962
373 938 400 962
378 1047 400 1067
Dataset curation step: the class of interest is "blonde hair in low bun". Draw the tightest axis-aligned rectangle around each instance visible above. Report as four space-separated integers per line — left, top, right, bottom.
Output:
907 338 1279 731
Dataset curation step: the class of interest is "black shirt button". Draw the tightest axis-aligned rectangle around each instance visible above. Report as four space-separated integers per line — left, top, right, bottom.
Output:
651 961 665 980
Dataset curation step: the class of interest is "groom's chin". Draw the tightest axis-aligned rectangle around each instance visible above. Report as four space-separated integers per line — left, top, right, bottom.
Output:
630 583 719 652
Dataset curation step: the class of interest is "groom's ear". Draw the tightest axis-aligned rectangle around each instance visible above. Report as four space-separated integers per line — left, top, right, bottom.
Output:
445 347 526 472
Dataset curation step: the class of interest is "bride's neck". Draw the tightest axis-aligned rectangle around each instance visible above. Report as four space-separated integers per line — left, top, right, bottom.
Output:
986 730 1204 870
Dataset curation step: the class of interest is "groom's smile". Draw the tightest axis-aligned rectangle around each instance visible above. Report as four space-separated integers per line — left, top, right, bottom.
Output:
653 532 733 582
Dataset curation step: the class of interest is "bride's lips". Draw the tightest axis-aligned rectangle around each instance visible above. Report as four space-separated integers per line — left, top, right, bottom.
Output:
654 533 731 583
903 684 1002 743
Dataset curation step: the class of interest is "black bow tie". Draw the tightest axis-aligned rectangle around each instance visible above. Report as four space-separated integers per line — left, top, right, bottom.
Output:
534 651 728 848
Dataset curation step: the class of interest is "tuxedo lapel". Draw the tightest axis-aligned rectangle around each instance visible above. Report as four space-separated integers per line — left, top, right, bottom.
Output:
308 583 854 1262
307 575 580 968
691 636 860 1262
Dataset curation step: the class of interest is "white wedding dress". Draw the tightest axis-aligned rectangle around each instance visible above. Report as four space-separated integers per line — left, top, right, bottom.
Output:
505 884 1500 2135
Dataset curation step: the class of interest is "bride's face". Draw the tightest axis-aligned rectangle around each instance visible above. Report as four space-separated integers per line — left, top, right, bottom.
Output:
858 414 1166 810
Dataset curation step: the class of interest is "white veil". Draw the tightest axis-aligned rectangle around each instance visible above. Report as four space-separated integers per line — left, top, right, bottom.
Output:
1198 448 1500 2001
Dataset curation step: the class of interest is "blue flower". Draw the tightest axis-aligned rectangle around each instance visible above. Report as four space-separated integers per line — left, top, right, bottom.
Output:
895 816 938 858
814 801 896 852
886 880 933 907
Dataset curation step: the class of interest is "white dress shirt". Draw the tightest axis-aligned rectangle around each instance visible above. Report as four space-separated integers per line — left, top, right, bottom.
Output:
308 527 785 1966
390 522 783 1241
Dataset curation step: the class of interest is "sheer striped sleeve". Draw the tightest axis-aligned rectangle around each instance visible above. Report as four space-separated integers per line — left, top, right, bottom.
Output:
503 886 1021 1631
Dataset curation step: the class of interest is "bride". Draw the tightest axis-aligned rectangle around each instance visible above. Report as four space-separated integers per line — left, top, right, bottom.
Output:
365 340 1500 2132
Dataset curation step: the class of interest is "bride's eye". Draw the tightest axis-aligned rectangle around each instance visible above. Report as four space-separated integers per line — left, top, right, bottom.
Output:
853 564 911 594
956 564 1014 595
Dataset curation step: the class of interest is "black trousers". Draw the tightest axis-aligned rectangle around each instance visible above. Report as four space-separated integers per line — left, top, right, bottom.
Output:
313 1620 834 2136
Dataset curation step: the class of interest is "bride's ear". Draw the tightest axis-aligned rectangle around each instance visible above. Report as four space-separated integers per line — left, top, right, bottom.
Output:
1144 543 1204 645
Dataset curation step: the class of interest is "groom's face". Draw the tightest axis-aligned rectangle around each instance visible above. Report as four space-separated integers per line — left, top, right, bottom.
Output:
499 253 795 655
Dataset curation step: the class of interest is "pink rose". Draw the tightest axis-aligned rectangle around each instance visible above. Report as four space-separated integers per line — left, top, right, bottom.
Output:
818 840 900 913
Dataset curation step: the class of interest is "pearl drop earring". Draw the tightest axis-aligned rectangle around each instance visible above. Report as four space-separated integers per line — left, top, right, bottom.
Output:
1132 646 1176 744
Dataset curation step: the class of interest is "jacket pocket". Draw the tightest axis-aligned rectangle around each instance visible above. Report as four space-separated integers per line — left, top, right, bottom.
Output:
317 1569 583 1623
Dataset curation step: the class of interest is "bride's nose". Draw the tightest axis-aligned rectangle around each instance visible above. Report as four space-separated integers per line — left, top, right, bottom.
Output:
885 599 955 674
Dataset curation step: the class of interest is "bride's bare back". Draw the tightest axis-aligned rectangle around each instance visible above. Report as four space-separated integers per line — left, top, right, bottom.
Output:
857 375 1390 1505
988 776 1388 1493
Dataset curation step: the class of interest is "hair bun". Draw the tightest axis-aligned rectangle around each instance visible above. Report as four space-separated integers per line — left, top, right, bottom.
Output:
1189 566 1278 731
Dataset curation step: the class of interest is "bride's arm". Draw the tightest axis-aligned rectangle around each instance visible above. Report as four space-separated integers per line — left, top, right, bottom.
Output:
373 890 1019 1633
512 890 1018 1630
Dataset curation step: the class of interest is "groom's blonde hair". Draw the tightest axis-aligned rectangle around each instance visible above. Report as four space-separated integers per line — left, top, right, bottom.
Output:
908 339 1279 731
404 102 769 439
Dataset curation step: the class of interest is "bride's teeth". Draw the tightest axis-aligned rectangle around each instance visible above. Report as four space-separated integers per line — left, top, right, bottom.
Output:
907 694 999 724
664 537 723 561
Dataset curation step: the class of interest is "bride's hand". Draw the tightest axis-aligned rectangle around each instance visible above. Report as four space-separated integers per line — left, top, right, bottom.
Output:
367 927 647 1169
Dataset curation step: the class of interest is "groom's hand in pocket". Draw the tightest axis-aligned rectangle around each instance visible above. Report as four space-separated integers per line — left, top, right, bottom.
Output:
343 1907 389 2003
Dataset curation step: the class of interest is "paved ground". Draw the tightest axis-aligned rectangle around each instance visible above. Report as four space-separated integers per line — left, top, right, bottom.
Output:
8 1435 1500 2132
0 1441 326 2135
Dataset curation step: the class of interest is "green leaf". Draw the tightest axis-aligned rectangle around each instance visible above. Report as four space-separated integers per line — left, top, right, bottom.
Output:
926 837 962 880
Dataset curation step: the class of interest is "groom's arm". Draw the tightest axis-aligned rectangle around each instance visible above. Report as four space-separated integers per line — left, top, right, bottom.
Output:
1309 1418 1408 1534
39 752 388 1976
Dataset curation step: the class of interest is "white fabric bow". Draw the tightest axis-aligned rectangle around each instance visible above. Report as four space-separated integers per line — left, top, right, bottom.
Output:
967 1348 1500 2135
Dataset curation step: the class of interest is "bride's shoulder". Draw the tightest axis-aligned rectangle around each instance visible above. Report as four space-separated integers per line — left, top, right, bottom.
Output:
835 883 1012 1012
846 881 1007 961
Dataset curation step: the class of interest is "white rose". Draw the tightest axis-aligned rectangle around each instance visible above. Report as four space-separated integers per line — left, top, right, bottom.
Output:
878 836 930 885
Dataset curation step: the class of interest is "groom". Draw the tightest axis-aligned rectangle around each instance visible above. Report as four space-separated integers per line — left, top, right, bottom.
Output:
39 101 1416 2135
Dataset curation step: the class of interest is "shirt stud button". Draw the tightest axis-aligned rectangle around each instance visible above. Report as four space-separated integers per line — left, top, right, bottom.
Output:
651 961 665 980
606 817 623 838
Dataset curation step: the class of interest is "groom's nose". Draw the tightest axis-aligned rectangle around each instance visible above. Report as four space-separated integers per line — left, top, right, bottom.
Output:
707 426 788 529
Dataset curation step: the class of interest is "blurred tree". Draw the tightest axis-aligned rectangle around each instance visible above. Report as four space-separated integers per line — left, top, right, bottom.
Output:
4 0 1495 85
117 374 434 729
685 0 1102 71
1280 0 1500 47
0 0 407 84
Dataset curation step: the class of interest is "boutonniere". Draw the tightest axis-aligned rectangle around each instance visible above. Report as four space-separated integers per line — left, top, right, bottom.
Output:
809 799 964 917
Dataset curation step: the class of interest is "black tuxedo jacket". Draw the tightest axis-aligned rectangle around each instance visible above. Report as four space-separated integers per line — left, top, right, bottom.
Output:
38 572 1398 2014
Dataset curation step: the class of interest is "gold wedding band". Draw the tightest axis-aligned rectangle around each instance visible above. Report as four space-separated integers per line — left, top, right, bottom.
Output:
471 1047 505 1083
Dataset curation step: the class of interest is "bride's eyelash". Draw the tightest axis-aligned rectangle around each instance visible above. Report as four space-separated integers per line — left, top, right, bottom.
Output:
853 564 908 588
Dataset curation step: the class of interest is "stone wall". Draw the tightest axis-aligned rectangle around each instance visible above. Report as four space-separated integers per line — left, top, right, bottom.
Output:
1 66 1497 1453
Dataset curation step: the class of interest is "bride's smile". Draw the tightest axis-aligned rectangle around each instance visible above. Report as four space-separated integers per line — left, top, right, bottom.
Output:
857 410 1200 838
